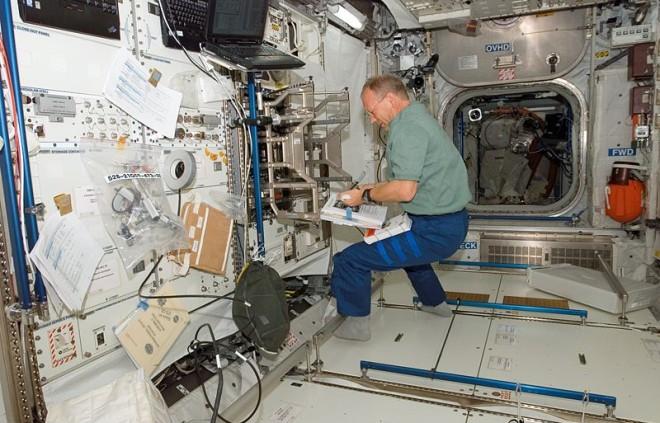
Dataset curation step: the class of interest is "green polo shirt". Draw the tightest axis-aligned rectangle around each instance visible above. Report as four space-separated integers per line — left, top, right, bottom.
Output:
386 101 471 215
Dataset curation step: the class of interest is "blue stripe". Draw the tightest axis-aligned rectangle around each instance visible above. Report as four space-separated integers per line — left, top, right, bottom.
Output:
405 231 421 257
376 242 393 265
360 361 616 407
390 237 406 261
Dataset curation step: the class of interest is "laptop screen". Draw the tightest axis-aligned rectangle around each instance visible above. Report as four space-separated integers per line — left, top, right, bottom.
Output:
207 0 269 42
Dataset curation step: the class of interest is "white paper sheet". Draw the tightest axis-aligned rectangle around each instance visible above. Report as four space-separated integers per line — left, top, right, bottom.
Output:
103 49 182 138
74 185 100 216
320 196 387 229
30 214 104 312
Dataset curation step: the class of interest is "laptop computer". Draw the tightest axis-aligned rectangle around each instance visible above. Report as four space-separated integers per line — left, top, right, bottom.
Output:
202 0 305 71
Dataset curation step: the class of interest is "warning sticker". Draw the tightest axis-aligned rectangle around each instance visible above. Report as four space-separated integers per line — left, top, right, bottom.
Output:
47 322 78 368
284 332 299 349
488 355 513 371
497 67 516 81
595 50 609 59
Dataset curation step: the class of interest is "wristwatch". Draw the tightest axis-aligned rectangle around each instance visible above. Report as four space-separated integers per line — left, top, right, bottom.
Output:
362 188 372 203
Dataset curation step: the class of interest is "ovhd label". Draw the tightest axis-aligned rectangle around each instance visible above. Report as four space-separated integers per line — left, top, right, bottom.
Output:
484 42 512 53
607 148 636 157
459 241 478 249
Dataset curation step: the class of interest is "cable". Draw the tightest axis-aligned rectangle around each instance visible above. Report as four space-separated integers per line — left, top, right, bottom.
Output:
177 189 182 216
189 324 262 423
136 255 246 305
376 148 385 182
377 126 387 146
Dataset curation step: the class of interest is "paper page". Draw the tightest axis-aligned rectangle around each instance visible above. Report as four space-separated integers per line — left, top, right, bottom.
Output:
103 49 182 138
320 196 387 229
89 249 122 294
74 185 100 217
115 285 190 376
30 214 105 311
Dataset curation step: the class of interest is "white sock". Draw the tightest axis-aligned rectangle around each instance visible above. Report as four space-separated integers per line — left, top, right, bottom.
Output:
421 301 453 317
334 316 371 341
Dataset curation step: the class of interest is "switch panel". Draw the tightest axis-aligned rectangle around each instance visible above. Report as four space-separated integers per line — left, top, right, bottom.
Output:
611 24 653 47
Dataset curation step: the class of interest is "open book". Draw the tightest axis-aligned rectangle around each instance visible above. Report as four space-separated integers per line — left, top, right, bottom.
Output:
320 196 387 229
364 213 412 244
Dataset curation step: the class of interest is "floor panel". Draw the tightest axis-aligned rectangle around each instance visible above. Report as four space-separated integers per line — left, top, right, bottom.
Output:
308 269 660 423
476 316 660 422
254 380 471 423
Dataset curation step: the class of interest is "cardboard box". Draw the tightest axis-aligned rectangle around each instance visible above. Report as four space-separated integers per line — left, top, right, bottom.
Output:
177 201 233 275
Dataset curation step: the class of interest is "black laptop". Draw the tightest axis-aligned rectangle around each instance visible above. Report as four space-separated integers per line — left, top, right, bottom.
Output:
203 0 305 71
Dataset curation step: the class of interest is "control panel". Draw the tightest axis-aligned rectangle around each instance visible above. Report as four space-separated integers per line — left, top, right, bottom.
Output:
611 24 653 47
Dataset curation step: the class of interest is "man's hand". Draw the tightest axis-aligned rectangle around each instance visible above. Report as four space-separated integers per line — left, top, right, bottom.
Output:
337 188 364 207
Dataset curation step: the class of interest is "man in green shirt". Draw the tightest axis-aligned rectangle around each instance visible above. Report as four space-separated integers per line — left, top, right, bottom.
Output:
329 74 471 341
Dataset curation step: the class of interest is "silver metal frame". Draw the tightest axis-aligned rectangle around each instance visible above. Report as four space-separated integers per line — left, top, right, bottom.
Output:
262 82 352 221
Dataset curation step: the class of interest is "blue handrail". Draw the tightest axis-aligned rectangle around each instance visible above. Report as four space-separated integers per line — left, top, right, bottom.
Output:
444 299 588 318
0 79 30 308
0 0 46 304
247 74 264 257
469 214 576 222
438 260 532 269
412 295 587 318
360 360 616 408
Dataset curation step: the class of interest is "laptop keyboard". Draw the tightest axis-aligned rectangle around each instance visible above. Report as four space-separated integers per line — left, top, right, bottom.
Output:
220 44 282 57
159 0 207 51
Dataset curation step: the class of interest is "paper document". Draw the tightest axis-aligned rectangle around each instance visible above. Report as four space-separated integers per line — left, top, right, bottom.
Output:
364 213 412 244
320 196 387 229
103 49 182 138
30 214 104 311
115 285 190 376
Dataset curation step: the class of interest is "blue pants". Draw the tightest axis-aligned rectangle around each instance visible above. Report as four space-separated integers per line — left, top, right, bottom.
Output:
330 209 469 317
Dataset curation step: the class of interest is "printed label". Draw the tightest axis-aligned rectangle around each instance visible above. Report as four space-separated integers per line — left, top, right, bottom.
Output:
488 355 513 371
459 241 478 249
497 324 518 335
104 172 161 183
608 148 636 157
485 42 513 53
458 55 478 70
495 333 517 345
268 403 304 423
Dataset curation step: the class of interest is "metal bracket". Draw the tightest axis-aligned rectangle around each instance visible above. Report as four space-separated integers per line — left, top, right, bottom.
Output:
24 203 45 217
5 303 35 325
596 252 629 325
5 303 23 322
35 301 49 322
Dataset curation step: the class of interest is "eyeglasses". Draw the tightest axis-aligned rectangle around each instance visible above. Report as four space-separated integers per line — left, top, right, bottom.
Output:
365 95 386 117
